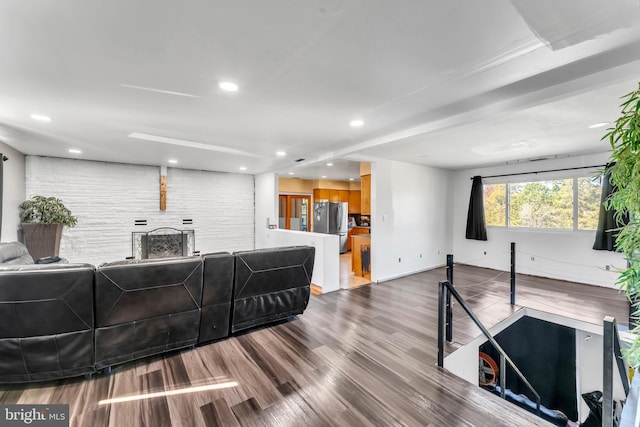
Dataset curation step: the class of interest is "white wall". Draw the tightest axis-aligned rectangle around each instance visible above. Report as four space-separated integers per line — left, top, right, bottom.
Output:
255 172 278 249
260 229 340 293
451 152 624 287
371 159 454 282
0 142 25 242
26 156 254 265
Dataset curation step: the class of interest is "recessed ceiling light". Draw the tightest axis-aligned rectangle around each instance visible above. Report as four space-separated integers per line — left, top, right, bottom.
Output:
588 122 610 129
321 175 327 178
276 151 286 157
219 81 239 92
239 166 247 171
68 149 82 154
350 120 364 127
31 114 52 122
288 172 294 175
168 159 178 164
326 162 333 167
349 178 354 181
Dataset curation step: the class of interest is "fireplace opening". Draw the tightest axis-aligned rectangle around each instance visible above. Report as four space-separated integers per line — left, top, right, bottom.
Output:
132 228 195 259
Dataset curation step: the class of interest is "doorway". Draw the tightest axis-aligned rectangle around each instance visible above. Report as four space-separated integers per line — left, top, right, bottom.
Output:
278 195 311 231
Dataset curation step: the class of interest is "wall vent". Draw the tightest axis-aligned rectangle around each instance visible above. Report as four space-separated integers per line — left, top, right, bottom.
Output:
182 219 193 225
134 219 147 226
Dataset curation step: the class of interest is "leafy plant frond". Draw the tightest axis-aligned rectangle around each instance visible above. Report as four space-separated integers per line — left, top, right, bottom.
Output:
18 196 77 227
604 81 640 367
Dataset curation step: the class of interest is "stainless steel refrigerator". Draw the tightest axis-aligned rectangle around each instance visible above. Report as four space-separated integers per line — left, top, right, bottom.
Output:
314 201 348 254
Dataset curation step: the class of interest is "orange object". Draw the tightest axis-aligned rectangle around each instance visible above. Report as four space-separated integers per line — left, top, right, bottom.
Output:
479 352 499 386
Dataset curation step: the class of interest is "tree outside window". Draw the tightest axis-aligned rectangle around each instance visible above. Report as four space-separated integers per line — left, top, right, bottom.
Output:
483 176 602 231
484 183 506 227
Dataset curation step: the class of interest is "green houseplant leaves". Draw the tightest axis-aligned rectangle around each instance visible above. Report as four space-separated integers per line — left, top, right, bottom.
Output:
604 82 640 366
18 196 77 227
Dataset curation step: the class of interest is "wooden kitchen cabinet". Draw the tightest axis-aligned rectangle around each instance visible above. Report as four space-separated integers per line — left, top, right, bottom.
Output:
314 188 330 201
315 188 359 210
361 174 371 215
349 190 361 213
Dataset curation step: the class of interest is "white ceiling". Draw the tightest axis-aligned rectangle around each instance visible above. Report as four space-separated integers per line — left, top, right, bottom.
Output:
1 0 640 181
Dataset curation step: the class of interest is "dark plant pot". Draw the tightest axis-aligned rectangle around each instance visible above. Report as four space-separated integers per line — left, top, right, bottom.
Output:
21 223 64 260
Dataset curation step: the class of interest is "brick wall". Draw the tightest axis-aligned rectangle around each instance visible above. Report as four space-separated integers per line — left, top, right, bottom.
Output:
25 156 254 265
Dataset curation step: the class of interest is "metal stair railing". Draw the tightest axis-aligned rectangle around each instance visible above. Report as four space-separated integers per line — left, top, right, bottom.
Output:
437 279 541 416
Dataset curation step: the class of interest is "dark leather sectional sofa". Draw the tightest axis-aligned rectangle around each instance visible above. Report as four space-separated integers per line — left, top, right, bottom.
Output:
0 244 315 383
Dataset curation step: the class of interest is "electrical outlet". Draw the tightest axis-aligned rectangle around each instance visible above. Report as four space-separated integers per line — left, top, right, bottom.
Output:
530 256 535 261
483 251 487 255
398 258 401 263
606 265 611 271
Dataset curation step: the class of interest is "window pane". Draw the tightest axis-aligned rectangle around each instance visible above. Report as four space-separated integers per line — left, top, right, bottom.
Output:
484 183 506 227
578 176 602 230
509 179 573 229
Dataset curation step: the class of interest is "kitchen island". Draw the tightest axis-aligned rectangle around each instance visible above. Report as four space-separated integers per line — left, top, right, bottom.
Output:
348 226 370 251
351 234 371 279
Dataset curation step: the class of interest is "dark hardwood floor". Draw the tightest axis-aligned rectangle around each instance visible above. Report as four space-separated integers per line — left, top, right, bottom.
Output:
0 265 628 426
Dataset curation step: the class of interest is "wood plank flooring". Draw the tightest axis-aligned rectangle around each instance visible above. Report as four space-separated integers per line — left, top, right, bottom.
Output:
0 264 628 426
339 252 371 290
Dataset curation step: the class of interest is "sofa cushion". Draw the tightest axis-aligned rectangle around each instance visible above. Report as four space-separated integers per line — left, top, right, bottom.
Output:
0 242 34 264
94 256 204 369
95 257 203 327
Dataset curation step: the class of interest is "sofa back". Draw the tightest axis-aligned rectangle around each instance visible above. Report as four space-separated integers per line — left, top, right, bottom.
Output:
199 252 234 343
0 245 316 381
0 264 95 382
94 257 203 369
232 246 315 332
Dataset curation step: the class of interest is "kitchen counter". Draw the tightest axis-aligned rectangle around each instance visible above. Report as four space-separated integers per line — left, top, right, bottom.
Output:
352 234 371 279
347 226 370 252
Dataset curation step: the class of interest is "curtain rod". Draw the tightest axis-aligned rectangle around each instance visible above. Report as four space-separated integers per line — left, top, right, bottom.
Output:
471 164 606 180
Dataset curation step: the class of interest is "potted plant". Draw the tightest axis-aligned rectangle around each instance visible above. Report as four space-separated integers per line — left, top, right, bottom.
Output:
603 82 640 366
18 195 77 260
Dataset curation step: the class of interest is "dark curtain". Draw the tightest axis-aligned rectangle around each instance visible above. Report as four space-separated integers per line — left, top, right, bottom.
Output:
466 175 487 241
593 169 627 251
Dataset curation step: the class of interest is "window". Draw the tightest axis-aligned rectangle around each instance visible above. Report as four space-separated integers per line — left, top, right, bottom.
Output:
484 183 506 227
577 176 602 230
483 175 602 231
510 179 573 229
